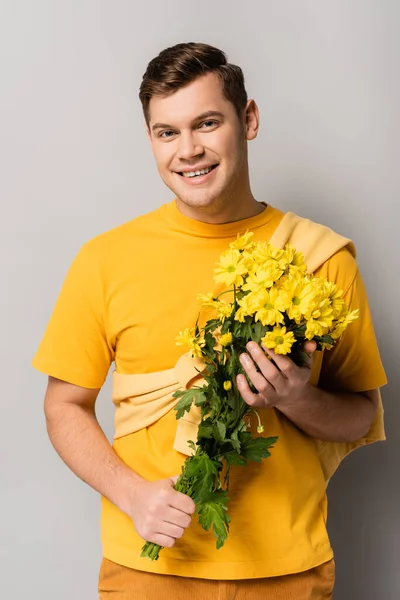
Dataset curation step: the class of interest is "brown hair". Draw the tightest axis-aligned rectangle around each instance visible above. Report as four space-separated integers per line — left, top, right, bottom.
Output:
139 42 248 124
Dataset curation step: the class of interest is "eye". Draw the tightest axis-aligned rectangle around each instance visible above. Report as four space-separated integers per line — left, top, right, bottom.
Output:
159 130 176 139
199 120 218 129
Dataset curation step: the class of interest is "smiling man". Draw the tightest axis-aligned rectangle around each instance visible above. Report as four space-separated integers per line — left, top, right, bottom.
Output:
32 43 387 599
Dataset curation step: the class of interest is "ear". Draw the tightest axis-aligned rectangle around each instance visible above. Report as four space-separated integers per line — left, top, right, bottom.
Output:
244 99 259 141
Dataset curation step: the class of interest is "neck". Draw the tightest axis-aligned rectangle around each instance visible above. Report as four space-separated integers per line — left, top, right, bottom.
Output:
175 185 266 225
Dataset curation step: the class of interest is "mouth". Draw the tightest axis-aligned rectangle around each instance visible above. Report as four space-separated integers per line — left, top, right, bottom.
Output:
176 164 219 179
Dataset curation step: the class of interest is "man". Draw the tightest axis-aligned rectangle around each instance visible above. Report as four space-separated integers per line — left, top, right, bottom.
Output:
33 42 386 599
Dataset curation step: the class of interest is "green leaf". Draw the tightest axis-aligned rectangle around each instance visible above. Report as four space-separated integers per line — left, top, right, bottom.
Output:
205 387 224 420
226 346 239 380
251 321 267 344
197 491 231 549
213 421 227 443
228 428 241 452
187 440 197 453
221 318 232 334
203 319 221 333
240 435 278 462
184 452 220 481
197 423 213 440
203 331 217 361
243 318 253 342
200 489 230 506
173 388 206 419
232 320 245 339
314 334 335 346
292 324 306 336
223 450 247 466
184 452 222 503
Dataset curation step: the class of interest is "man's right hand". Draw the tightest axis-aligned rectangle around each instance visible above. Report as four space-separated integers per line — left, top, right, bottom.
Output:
130 476 196 548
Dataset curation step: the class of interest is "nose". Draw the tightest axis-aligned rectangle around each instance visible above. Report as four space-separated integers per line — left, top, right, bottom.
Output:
176 131 204 161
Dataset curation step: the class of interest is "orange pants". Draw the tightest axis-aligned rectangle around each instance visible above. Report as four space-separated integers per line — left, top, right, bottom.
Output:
98 557 335 600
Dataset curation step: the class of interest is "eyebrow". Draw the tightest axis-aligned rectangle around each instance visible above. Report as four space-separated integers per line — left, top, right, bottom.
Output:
151 111 225 132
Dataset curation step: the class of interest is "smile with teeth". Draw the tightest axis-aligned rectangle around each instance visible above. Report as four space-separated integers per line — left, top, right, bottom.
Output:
179 165 218 178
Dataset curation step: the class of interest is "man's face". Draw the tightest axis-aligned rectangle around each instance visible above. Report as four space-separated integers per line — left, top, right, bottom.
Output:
147 73 256 213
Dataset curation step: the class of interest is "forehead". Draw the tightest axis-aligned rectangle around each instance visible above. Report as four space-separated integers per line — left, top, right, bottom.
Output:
147 72 235 127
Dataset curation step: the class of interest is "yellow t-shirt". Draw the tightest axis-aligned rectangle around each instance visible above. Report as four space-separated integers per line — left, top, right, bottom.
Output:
32 200 387 579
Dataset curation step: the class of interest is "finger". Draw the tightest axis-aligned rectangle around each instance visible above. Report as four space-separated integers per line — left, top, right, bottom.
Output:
239 351 277 396
245 342 286 392
165 506 192 529
261 346 296 378
156 520 186 540
169 490 196 515
263 344 313 379
236 373 270 407
298 348 314 370
146 533 177 549
303 340 317 355
169 475 180 486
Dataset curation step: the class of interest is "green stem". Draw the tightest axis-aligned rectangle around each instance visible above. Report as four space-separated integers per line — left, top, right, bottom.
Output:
214 289 235 301
140 541 163 561
249 408 262 429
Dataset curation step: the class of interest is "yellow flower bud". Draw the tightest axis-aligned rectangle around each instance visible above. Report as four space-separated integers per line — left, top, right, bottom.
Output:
219 332 233 347
223 381 232 391
257 425 265 434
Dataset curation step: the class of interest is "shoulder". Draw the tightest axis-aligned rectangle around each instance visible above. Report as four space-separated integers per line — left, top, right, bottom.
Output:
273 210 356 277
314 246 359 294
75 205 164 265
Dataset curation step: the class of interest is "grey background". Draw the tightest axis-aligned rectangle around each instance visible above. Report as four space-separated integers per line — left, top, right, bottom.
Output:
1 1 399 599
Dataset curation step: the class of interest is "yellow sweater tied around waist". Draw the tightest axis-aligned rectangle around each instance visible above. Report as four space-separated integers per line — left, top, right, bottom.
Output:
112 212 385 483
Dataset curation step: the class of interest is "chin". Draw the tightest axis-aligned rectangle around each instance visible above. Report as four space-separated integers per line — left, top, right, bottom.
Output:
174 183 228 209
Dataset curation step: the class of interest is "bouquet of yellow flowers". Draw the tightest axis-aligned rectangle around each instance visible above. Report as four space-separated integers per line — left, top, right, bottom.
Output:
141 231 358 561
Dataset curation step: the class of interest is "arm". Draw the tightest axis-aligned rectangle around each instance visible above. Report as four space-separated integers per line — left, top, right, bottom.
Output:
270 384 378 443
237 341 379 443
44 376 195 547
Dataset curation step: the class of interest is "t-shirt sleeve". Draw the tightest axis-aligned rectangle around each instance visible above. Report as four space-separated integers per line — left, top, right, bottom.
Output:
32 242 114 389
316 247 387 393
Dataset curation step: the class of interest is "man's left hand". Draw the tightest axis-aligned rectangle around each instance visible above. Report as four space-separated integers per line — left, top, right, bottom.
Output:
237 340 317 409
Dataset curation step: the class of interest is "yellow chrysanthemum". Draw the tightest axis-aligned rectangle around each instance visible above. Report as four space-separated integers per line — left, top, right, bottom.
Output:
319 280 345 319
320 340 335 351
175 328 196 347
223 380 232 391
240 250 256 273
246 241 268 264
214 248 248 287
330 309 359 339
251 242 288 272
268 246 290 271
261 325 296 355
304 297 335 339
252 288 287 326
229 230 255 251
197 293 234 323
234 292 257 322
278 276 315 323
216 302 234 322
242 262 284 293
335 302 358 323
175 328 205 358
285 245 308 276
197 292 217 308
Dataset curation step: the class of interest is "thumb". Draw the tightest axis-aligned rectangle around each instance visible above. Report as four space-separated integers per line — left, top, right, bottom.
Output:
303 340 317 355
